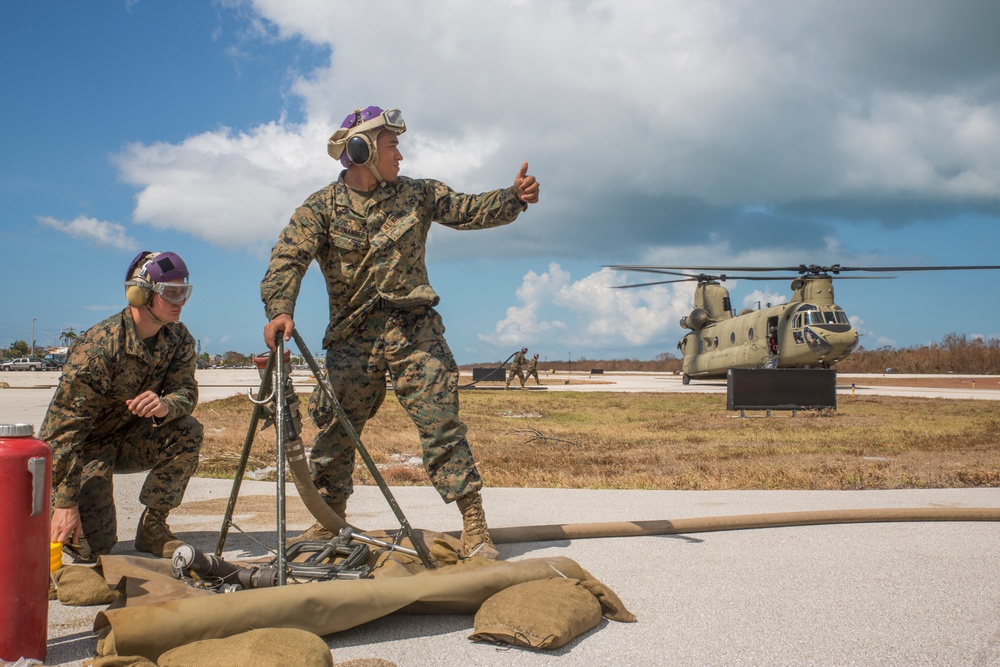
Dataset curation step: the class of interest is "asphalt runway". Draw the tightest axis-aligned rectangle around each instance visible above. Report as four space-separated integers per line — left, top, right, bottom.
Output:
3 370 999 666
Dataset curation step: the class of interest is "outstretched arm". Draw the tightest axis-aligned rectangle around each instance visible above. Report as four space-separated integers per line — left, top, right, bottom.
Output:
430 162 539 230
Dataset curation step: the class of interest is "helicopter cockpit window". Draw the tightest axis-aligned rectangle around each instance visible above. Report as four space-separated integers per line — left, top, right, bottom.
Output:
807 311 826 325
824 311 837 323
832 307 849 324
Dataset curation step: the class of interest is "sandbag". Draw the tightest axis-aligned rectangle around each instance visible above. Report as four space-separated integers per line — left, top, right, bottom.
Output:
580 576 638 622
469 577 602 650
157 628 333 667
55 565 119 606
95 555 592 660
84 657 156 667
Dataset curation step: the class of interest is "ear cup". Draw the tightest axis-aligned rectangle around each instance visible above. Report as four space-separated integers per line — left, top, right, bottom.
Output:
346 134 372 165
126 281 152 307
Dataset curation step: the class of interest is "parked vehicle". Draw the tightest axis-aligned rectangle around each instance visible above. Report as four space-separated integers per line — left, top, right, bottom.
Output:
1 357 46 371
41 358 64 371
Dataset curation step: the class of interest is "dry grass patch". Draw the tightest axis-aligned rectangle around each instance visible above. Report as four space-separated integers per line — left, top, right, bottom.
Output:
193 391 1000 491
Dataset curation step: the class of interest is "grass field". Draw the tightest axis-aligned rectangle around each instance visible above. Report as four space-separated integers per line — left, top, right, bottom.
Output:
193 389 1000 491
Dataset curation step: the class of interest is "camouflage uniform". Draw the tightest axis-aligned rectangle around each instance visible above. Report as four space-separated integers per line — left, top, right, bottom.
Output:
526 355 541 385
261 172 526 505
40 308 202 556
505 349 526 389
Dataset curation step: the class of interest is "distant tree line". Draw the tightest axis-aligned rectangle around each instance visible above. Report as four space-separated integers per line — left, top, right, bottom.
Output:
461 335 1000 375
9 333 995 374
836 333 1000 374
461 352 683 373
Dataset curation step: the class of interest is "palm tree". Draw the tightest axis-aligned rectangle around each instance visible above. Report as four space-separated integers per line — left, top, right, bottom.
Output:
60 329 77 346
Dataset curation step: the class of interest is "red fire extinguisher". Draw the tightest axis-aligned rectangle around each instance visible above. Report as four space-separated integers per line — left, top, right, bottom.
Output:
0 423 51 663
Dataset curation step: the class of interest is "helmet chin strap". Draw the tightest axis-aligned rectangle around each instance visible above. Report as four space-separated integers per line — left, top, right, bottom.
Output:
367 161 385 185
362 134 384 185
144 305 169 327
132 299 169 329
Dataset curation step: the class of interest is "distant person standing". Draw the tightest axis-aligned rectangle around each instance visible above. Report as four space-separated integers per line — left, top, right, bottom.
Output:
42 251 202 562
261 105 539 559
505 347 528 390
525 353 542 385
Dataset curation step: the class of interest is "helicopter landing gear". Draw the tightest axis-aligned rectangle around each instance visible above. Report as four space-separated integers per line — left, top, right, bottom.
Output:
682 374 690 385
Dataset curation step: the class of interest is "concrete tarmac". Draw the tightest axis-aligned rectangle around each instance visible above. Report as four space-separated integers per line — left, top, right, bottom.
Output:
2 369 999 666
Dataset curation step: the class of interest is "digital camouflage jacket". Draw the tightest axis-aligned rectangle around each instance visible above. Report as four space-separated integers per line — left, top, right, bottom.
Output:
260 173 526 347
40 308 198 507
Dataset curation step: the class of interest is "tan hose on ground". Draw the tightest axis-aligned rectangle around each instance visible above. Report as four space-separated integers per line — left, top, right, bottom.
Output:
444 507 1000 544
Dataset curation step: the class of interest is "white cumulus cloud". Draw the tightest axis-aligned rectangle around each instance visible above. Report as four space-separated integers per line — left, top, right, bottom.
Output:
480 263 694 351
104 0 1000 263
36 215 138 251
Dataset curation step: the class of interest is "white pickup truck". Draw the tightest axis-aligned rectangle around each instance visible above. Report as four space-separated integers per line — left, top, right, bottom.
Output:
1 357 46 371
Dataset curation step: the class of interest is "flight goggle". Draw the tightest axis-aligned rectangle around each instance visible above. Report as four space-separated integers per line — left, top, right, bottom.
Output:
351 108 406 135
153 282 193 304
124 280 193 304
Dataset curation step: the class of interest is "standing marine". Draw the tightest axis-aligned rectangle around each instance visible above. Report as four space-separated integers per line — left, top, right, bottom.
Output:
43 251 202 561
260 105 540 559
525 353 542 385
505 347 528 390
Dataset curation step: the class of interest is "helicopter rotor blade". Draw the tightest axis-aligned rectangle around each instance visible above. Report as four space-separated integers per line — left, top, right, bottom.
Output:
611 278 701 289
606 267 704 278
608 264 804 273
835 265 1000 273
612 274 895 289
608 263 1000 276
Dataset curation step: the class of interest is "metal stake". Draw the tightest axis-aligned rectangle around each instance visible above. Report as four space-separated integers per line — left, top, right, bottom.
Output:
274 336 288 585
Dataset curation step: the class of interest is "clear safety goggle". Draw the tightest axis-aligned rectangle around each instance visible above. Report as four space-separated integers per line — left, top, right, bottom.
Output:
152 282 193 304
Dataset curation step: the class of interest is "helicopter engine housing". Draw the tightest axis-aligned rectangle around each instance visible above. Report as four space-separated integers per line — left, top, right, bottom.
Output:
680 308 710 330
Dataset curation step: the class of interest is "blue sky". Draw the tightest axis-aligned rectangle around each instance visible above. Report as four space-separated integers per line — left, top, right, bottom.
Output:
3 1 999 365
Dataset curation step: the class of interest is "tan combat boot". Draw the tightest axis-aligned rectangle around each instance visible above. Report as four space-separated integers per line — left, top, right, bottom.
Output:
287 502 348 545
457 492 500 560
134 507 184 558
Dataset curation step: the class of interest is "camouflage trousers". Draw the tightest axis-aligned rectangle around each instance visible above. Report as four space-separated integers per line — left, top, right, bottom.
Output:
526 369 541 384
308 306 483 505
505 368 525 388
68 415 202 555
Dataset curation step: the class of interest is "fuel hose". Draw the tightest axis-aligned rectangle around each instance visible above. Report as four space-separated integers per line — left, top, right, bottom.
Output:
443 507 1000 544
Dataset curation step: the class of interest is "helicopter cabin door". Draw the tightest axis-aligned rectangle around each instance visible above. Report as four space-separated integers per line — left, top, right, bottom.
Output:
766 316 779 356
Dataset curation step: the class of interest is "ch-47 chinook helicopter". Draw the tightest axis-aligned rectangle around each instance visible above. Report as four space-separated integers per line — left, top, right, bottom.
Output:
609 263 1000 384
